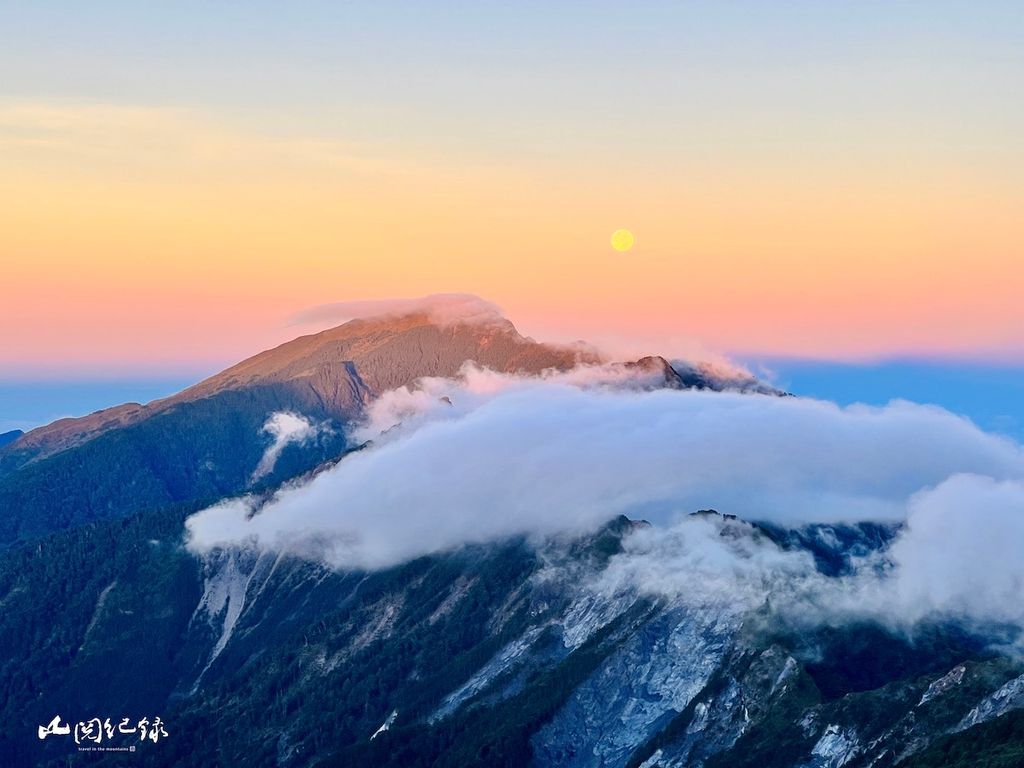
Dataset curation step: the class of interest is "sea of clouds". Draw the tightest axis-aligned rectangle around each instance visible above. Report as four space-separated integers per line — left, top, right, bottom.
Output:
185 363 1024 634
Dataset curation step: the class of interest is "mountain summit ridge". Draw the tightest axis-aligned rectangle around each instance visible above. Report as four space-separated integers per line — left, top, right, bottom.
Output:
6 300 773 463
6 307 589 462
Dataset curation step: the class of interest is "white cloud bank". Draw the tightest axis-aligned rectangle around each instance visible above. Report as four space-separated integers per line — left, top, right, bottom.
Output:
885 474 1024 628
188 371 1024 570
591 474 1024 634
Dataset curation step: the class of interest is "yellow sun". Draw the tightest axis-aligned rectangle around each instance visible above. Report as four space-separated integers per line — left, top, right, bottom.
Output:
610 228 634 252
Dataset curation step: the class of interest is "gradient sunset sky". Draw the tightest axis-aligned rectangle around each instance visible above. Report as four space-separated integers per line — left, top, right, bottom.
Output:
2 1 1023 384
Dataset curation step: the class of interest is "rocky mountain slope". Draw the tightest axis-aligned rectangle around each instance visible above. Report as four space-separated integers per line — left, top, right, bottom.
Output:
4 511 1022 767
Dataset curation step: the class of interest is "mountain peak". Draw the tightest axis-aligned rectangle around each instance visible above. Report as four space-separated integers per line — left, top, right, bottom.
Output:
187 299 587 402
7 299 590 461
623 355 689 389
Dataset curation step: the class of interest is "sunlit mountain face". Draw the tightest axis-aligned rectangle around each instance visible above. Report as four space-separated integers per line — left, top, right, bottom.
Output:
2 302 1024 767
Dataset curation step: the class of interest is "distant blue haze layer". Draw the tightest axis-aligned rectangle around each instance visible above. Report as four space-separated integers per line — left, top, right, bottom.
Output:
750 360 1024 442
0 379 200 435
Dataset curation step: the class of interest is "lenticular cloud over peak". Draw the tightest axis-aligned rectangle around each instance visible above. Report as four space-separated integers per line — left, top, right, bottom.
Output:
289 293 509 330
185 373 1024 574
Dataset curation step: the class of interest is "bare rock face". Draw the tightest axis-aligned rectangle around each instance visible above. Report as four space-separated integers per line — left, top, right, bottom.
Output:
622 356 689 390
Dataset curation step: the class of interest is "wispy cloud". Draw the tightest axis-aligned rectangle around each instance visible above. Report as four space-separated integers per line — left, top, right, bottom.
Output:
251 411 321 481
288 293 509 330
0 102 409 179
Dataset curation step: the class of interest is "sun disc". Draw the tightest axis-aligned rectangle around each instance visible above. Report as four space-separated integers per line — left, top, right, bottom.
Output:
611 229 634 252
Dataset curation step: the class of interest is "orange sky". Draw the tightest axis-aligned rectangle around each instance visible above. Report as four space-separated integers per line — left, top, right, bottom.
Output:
2 4 1022 375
